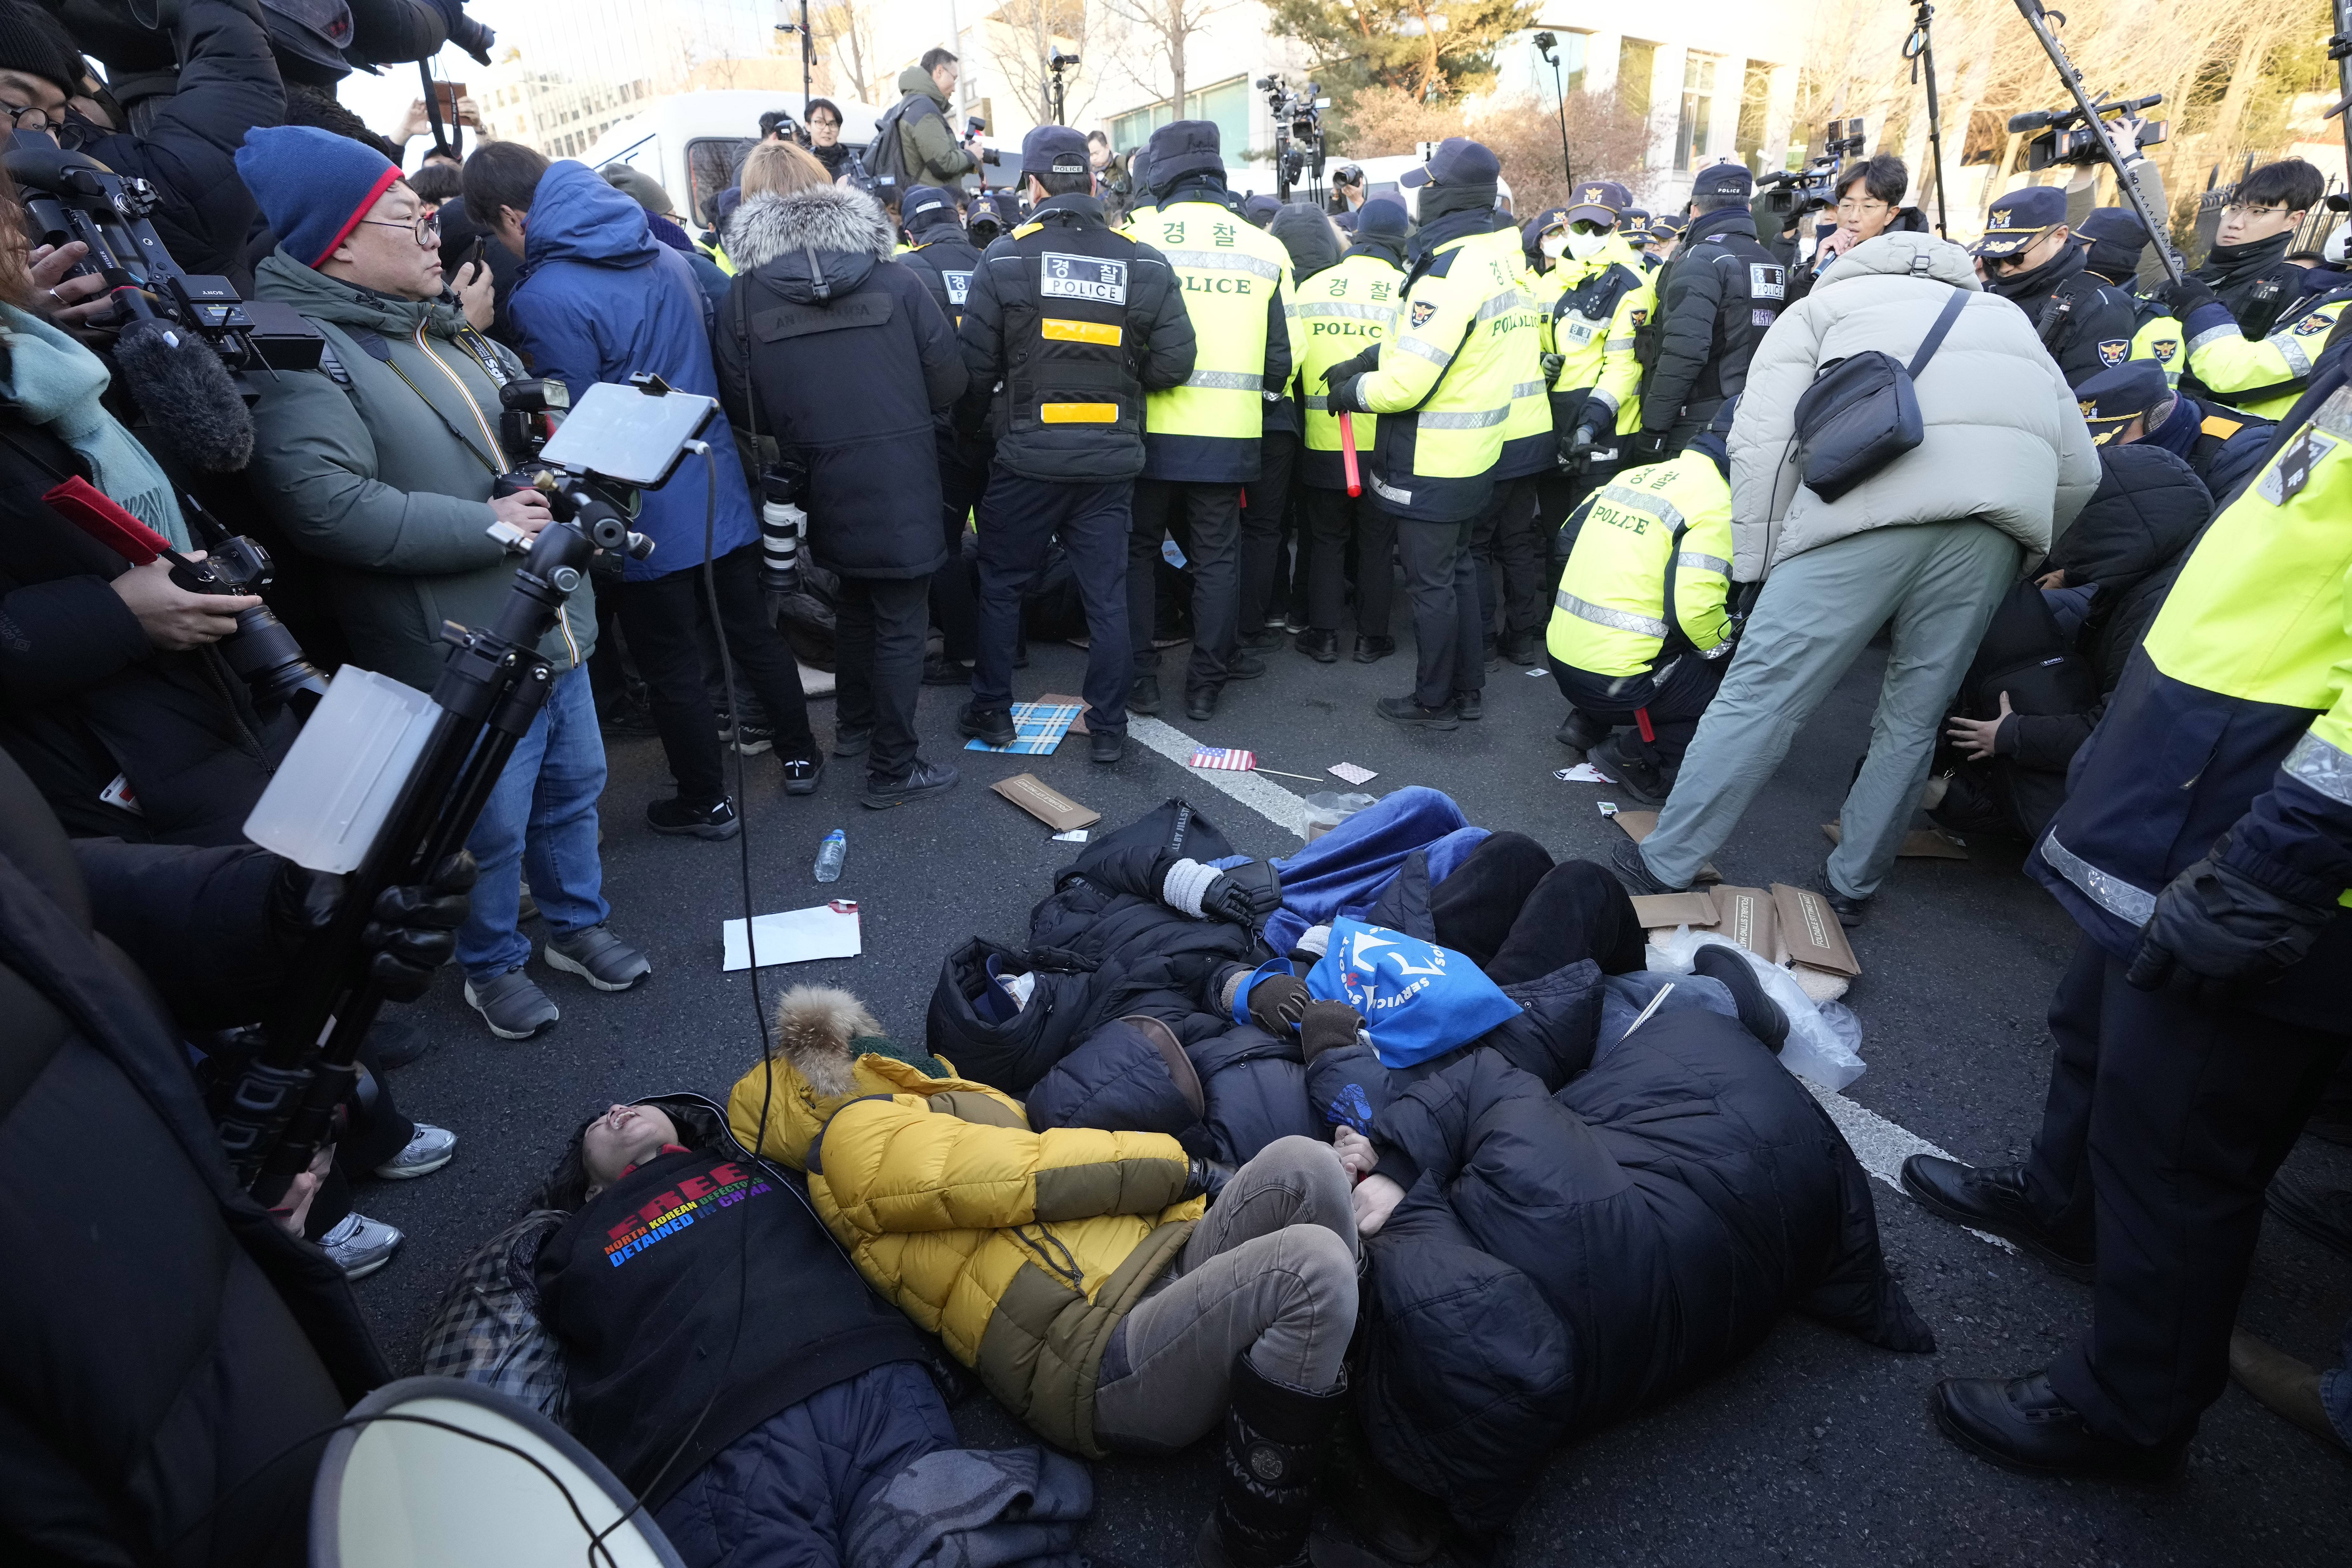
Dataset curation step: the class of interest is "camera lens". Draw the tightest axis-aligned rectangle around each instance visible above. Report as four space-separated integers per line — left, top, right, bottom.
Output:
219 605 329 708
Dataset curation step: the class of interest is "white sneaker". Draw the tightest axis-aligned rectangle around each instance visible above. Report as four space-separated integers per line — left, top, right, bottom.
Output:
373 1122 457 1180
320 1212 404 1279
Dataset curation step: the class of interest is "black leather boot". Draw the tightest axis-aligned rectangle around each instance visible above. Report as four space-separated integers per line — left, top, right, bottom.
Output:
1899 1155 2093 1279
1197 1356 1389 1568
1932 1372 2186 1482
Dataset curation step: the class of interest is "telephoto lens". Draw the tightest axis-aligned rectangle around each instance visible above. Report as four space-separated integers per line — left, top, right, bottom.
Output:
759 464 806 596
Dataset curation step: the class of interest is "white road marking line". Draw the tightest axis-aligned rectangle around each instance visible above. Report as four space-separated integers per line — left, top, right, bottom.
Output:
1136 712 2013 1254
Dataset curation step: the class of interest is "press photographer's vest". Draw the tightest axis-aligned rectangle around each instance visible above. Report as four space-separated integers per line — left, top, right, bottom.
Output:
1132 199 1293 481
997 219 1146 443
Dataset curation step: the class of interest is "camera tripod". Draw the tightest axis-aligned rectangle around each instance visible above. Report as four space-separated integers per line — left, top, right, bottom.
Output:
2008 0 2184 282
1903 0 1950 237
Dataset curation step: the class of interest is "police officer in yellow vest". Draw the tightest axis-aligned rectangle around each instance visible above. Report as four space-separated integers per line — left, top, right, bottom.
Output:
1902 347 2352 1482
1122 119 1299 723
1537 181 1656 549
2073 208 2186 391
1325 137 1522 731
1469 202 1556 668
1546 399 1737 802
1293 197 1406 664
2161 271 2352 421
953 127 1197 764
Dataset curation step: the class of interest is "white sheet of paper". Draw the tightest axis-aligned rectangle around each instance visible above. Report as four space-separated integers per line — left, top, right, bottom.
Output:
1555 762 1613 783
1052 828 1090 842
1327 762 1377 785
721 903 863 971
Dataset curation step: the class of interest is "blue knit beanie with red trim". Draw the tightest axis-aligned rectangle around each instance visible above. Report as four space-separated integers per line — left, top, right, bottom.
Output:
236 125 404 270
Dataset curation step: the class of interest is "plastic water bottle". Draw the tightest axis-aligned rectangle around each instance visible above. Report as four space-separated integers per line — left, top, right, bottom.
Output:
813 828 847 883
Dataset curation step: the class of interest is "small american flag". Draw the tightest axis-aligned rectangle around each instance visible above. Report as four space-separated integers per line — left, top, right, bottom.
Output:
1189 747 1257 771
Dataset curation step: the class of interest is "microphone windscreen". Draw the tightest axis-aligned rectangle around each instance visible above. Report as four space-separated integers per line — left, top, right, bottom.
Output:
115 317 255 474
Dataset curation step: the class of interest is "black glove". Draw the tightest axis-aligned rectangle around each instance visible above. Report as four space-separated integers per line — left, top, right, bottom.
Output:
1321 345 1379 387
1245 972 1313 1034
1560 423 1597 474
1183 1155 1235 1202
2123 846 2334 1009
364 851 478 1002
1298 999 1364 1062
2156 275 2220 321
1325 374 1369 416
1539 351 1566 387
1201 861 1284 926
1625 428 1670 465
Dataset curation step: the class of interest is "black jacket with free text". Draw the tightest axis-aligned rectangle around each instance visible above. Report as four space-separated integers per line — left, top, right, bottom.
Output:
1640 205 1786 438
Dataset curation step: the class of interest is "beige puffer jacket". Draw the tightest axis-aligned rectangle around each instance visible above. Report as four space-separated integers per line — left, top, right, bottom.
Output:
1727 231 2100 581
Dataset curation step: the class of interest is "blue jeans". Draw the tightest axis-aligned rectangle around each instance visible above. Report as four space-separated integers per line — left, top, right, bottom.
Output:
459 668 609 980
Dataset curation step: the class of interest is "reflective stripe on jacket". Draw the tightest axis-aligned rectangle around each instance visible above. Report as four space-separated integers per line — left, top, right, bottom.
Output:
1545 454 1734 676
2030 377 2352 1029
1129 200 1298 482
1294 251 1401 489
2183 289 2352 419
1355 232 1523 522
1542 233 1654 438
1488 234 1556 480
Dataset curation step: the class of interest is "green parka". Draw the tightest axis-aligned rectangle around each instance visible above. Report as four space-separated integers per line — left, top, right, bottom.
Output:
895 65 975 191
245 250 595 693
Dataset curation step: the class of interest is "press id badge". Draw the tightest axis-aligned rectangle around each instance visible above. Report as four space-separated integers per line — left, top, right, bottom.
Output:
1040 254 1127 305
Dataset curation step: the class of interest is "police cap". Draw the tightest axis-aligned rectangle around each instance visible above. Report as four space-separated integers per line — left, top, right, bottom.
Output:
901 185 958 225
1972 185 2068 257
2072 360 2172 442
1397 137 1501 191
2077 205 2149 279
1564 179 1632 227
1690 162 1753 200
1145 119 1224 190
1243 192 1282 227
1354 197 1409 243
1021 124 1092 180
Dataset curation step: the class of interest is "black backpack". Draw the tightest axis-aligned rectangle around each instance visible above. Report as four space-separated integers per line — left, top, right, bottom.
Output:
863 94 933 204
1791 286 1966 501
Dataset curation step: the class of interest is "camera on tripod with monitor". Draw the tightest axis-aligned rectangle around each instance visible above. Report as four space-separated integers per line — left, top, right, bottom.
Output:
1256 73 1327 203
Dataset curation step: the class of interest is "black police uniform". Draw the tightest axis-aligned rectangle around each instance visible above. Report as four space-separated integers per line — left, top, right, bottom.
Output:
955 187 1196 735
1998 255 2140 390
896 188 990 671
1638 203 1784 452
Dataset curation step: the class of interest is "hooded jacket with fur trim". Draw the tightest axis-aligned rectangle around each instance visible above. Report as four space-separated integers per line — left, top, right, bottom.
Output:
716 186 968 578
727 986 1206 1458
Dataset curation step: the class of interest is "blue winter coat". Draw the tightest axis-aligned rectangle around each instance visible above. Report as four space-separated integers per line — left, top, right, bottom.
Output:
510 159 758 582
1264 786 1490 953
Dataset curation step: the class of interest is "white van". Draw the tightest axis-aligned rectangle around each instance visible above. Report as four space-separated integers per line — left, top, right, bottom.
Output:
1210 150 1513 215
580 89 1012 231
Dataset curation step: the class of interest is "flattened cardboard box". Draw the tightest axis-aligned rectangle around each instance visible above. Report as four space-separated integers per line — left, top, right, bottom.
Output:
1770 882 1861 978
1821 821 1967 860
1708 885 1780 963
993 772 1100 831
1630 890 1718 929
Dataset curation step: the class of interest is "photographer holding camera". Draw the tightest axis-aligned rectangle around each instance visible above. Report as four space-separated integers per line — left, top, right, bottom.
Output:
887 48 978 195
236 125 651 1043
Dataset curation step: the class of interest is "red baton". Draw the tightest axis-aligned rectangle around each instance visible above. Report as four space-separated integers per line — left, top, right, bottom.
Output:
1339 410 1361 498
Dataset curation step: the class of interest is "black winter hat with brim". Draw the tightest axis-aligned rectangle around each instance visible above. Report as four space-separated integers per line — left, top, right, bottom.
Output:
1146 118 1224 194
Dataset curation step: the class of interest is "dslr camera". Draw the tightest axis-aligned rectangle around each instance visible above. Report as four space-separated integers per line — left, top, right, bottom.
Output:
168 524 330 710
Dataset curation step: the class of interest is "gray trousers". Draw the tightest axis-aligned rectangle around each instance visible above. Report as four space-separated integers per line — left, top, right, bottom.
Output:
1636 520 2023 899
1092 1137 1359 1454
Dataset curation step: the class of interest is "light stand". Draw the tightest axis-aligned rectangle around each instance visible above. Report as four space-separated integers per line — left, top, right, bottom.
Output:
1049 49 1076 126
1902 0 1949 237
773 0 815 117
1534 31 1572 190
2008 0 2183 281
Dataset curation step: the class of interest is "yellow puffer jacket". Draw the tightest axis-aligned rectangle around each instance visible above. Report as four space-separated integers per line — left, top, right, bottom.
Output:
727 988 1204 1457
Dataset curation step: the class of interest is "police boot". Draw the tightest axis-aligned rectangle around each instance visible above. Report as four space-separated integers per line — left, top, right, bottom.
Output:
1295 629 1340 664
1198 1355 1389 1568
1129 673 1164 716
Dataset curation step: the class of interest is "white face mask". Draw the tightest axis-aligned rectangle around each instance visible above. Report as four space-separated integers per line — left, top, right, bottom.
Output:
1539 231 1568 259
1565 226 1610 261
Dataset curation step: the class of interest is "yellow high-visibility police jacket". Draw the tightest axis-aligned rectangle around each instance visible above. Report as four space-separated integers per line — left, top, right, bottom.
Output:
1125 199 1298 482
2129 303 2182 388
729 1043 1204 1459
1546 451 1734 676
1488 233 1556 481
1293 249 1402 491
2182 286 2352 420
1352 219 1526 522
1541 231 1655 438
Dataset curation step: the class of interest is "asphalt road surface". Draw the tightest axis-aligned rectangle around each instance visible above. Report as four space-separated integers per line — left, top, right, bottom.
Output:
353 629 2352 1567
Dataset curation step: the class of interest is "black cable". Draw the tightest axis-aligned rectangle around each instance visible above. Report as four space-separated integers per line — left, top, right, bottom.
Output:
162 1410 622 1568
583 440 777 1559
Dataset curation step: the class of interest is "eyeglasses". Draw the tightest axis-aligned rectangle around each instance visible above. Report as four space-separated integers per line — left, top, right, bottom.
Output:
0 98 60 133
1835 197 1889 217
357 212 443 248
2221 202 2290 220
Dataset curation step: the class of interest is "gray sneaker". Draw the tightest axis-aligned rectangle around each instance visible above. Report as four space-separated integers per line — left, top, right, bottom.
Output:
320 1212 403 1279
372 1122 457 1180
463 966 561 1040
545 925 653 991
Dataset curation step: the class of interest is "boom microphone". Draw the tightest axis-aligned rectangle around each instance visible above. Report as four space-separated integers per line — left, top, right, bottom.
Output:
2006 109 2054 132
113 315 256 473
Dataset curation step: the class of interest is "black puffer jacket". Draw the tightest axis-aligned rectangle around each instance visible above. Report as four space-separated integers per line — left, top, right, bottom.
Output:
717 184 967 579
0 413 295 845
926 798 1260 1093
0 746 386 1567
1639 205 1785 440
71 0 287 291
1337 985 1931 1540
1024 1013 1324 1167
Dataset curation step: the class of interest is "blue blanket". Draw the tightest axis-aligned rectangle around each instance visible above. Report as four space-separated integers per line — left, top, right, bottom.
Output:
1266 787 1489 953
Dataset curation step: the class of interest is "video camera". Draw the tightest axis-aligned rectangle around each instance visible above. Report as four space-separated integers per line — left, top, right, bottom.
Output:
2007 93 2165 172
224 379 720 1205
1756 117 1869 227
1256 74 1327 203
3 135 321 374
489 377 657 570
